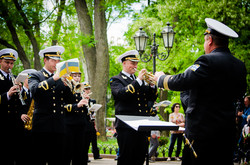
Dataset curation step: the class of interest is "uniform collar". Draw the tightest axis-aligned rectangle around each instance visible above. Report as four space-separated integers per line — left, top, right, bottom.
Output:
122 70 134 78
0 69 8 78
42 67 53 77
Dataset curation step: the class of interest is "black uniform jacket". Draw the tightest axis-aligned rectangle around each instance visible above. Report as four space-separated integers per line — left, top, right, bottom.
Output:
28 68 74 134
64 92 88 126
158 48 247 139
0 70 23 131
110 72 158 128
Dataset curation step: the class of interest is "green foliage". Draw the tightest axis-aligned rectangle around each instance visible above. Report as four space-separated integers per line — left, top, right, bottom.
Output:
158 136 169 146
124 0 250 111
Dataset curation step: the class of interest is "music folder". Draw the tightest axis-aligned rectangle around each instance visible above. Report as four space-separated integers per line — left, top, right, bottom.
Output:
116 115 179 132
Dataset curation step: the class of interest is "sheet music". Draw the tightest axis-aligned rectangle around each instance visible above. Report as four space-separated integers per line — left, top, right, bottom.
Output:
116 115 179 131
89 104 102 112
16 73 28 83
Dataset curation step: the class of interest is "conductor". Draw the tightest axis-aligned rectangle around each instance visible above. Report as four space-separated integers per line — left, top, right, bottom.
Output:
153 18 247 165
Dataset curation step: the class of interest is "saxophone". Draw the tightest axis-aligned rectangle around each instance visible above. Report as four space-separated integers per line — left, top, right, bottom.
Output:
24 99 35 130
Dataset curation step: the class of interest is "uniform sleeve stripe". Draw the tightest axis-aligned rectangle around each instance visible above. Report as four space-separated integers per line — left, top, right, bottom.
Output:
163 75 171 90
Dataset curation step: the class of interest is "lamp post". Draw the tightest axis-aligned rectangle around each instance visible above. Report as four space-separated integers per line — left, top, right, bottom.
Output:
133 22 175 73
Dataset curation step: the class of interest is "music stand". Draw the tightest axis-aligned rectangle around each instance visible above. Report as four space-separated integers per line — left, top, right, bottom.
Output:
116 115 179 165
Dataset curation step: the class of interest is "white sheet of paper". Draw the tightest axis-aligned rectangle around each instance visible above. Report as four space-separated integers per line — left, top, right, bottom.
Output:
16 73 28 83
153 100 172 107
89 104 102 112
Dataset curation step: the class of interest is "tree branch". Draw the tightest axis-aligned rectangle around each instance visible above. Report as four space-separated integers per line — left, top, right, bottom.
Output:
0 39 16 49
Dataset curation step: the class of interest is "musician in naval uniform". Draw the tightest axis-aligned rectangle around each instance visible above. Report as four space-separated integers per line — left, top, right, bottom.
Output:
110 50 158 165
154 18 247 165
0 48 24 164
28 46 74 165
63 71 89 165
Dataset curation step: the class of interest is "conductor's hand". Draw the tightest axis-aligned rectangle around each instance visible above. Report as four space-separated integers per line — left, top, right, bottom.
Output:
153 71 165 83
138 69 146 81
77 98 88 108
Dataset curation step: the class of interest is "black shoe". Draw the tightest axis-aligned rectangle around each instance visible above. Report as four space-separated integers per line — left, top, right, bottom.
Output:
88 160 91 162
114 156 118 161
94 157 103 160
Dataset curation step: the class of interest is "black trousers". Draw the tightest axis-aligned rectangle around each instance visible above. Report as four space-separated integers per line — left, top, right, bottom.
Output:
116 128 149 165
32 132 64 165
182 136 234 165
64 124 88 165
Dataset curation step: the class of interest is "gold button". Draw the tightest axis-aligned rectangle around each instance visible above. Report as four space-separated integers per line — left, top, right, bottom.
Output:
61 111 63 114
138 104 141 106
53 97 55 100
8 111 10 113
61 105 63 107
53 110 56 113
8 105 10 107
146 110 148 113
76 99 79 102
139 110 141 112
138 98 140 101
76 94 78 97
82 110 84 113
53 103 56 106
61 98 63 101
53 91 55 93
61 91 63 94
145 104 147 107
137 92 139 95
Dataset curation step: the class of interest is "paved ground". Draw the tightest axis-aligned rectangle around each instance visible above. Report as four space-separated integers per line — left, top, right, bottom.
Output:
88 157 181 165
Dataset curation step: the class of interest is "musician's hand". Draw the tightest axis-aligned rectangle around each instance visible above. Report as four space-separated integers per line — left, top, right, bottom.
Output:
7 85 18 97
82 93 90 100
138 69 146 81
77 98 88 108
238 111 243 116
153 71 165 83
21 114 30 123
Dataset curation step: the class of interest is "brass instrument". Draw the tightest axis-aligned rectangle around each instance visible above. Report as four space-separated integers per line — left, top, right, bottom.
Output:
134 68 156 85
81 92 96 121
61 74 83 93
183 134 198 158
24 99 35 130
9 69 26 105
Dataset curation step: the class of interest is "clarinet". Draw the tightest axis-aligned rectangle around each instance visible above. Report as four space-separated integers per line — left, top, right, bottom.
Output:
9 69 26 105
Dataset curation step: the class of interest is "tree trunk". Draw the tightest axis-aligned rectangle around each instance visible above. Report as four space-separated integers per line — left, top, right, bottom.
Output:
93 0 109 140
159 89 169 137
51 0 66 46
13 0 42 70
0 1 30 69
75 0 109 139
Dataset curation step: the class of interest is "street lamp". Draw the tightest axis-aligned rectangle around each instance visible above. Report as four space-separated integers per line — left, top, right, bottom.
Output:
133 22 175 73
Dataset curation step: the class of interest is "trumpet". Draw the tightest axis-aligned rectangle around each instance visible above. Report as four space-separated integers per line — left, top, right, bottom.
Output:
81 92 96 121
134 68 156 85
61 74 83 94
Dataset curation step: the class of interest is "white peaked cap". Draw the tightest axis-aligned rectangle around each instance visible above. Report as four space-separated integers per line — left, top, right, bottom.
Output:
205 18 238 38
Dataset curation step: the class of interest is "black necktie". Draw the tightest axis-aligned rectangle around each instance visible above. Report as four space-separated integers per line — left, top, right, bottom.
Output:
130 75 134 80
6 74 10 80
50 73 54 77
